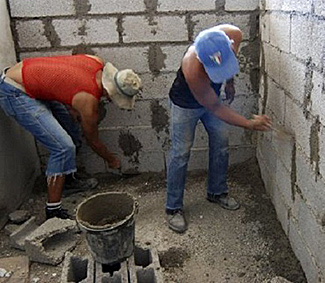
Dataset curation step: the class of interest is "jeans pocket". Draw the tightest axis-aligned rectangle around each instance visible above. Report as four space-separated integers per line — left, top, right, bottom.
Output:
0 96 15 116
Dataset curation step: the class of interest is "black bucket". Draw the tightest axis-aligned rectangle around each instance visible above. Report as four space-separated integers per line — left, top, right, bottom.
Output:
76 192 137 265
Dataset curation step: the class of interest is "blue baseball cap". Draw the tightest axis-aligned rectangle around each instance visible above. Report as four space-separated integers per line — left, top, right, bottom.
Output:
194 28 239 83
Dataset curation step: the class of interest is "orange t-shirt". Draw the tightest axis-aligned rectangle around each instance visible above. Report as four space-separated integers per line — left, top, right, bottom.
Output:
22 55 103 105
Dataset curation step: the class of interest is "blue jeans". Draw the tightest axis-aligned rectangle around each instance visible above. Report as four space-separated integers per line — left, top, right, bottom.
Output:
166 101 229 211
0 73 80 177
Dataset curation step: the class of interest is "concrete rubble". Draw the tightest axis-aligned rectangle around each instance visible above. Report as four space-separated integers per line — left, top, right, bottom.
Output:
8 210 30 224
9 216 38 250
24 218 80 265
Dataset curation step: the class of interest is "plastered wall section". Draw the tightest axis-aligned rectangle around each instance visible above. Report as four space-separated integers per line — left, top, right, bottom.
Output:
8 0 260 174
0 1 40 229
258 1 325 282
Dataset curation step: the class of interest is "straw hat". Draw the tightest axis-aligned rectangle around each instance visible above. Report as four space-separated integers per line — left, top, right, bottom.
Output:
102 62 142 110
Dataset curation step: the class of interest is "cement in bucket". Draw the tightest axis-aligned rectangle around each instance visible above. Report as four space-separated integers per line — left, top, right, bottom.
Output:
76 192 137 265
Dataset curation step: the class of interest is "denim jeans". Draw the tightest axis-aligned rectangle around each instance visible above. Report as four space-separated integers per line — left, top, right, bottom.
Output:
166 101 229 210
0 73 80 177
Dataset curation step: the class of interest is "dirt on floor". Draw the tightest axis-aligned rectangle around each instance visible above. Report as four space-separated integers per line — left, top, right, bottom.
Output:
0 158 307 283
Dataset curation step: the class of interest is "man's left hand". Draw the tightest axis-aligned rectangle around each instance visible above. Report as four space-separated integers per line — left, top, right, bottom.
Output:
225 79 235 104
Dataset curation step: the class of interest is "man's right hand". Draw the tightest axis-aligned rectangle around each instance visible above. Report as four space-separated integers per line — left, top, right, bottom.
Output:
249 114 272 131
107 154 121 169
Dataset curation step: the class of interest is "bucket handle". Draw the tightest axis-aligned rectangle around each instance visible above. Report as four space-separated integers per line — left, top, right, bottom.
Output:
135 200 139 214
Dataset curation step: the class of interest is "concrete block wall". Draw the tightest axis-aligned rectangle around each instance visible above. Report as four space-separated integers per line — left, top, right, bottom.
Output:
258 1 325 281
8 0 260 174
0 1 39 229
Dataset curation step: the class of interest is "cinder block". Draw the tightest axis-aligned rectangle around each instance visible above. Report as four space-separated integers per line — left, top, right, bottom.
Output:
310 20 325 68
93 46 150 73
20 50 72 60
295 149 325 221
266 78 285 122
319 126 325 178
88 0 146 14
271 184 290 235
9 0 75 17
95 260 128 282
228 145 256 165
129 246 164 283
52 18 118 46
279 52 305 104
10 216 38 250
265 0 283 10
160 45 187 72
261 43 280 82
297 199 325 273
157 0 215 11
282 0 312 13
225 0 259 11
61 252 94 283
140 73 176 100
269 12 290 53
192 14 252 41
16 20 51 49
315 0 325 16
288 218 320 283
275 158 294 207
260 12 270 43
122 16 187 43
25 218 80 265
291 15 312 61
310 71 325 125
285 98 312 159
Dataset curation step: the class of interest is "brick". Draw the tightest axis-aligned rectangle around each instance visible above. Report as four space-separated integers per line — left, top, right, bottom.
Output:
157 0 215 11
160 45 188 72
289 218 320 283
140 73 175 100
297 199 325 273
279 52 305 104
291 15 312 61
266 78 285 122
25 218 79 265
225 0 259 11
9 0 75 17
315 0 325 16
123 16 187 43
52 18 118 46
93 46 150 73
310 71 325 125
192 14 252 41
9 216 38 250
282 0 313 13
269 12 290 52
16 20 50 49
89 0 145 14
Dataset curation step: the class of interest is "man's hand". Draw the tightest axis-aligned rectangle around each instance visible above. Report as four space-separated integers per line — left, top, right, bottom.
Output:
225 79 235 104
249 115 272 131
107 154 121 169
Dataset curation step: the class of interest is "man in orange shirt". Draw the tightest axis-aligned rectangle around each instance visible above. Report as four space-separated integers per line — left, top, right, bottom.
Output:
0 55 142 219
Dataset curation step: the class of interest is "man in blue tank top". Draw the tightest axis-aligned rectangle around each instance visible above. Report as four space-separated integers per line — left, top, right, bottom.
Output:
166 24 272 233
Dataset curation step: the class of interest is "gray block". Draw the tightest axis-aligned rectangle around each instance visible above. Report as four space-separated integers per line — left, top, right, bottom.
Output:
25 218 80 265
9 210 30 224
129 246 164 283
95 260 128 283
61 252 94 283
10 216 38 250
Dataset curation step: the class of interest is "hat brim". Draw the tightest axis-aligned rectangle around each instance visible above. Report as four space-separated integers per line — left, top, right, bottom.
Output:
102 62 135 110
203 50 239 84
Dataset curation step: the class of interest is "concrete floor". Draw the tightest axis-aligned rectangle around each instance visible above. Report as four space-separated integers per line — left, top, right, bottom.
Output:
0 158 307 282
